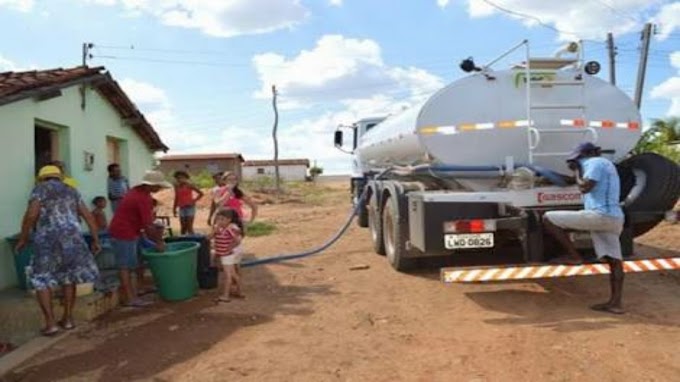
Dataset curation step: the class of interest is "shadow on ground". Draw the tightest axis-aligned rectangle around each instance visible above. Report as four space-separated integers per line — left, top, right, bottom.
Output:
3 260 335 382
402 243 680 333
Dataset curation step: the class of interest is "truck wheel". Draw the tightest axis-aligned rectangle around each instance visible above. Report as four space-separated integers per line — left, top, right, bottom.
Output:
383 195 415 271
368 192 385 255
617 153 680 236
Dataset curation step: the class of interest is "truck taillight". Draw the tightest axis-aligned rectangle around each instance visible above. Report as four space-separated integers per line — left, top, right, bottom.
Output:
444 219 496 233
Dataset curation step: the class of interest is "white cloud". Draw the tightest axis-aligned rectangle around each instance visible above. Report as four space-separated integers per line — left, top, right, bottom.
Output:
459 0 663 41
117 78 210 150
329 0 342 6
654 2 680 40
252 34 443 109
119 78 170 108
437 0 451 8
0 55 22 71
651 51 680 116
81 0 309 38
0 0 33 12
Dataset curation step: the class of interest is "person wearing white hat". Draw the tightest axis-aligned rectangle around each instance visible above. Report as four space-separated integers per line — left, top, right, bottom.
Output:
109 170 171 307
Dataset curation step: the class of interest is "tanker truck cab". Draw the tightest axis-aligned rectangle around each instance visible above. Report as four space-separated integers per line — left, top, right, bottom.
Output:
335 40 680 273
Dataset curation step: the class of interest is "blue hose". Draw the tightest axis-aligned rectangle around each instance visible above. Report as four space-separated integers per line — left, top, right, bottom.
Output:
240 169 390 268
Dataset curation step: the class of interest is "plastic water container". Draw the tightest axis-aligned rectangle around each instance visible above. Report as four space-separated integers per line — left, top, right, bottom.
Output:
5 234 33 290
142 241 199 302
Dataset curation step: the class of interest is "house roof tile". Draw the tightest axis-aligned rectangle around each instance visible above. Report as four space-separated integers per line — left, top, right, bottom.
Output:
0 66 168 151
243 159 310 167
160 153 245 162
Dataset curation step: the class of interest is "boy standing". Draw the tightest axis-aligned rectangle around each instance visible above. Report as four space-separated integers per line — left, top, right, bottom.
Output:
108 163 129 212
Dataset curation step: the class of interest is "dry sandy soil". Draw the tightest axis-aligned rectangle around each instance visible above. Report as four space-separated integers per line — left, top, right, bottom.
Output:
3 181 680 382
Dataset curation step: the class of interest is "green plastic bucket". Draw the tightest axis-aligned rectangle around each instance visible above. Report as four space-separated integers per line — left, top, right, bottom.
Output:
143 241 199 302
5 235 33 290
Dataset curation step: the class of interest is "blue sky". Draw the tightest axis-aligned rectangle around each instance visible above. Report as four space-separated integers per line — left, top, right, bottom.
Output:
1 0 679 174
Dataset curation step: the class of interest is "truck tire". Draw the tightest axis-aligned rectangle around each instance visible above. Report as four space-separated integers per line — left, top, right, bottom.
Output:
382 194 416 272
368 192 385 255
617 153 680 236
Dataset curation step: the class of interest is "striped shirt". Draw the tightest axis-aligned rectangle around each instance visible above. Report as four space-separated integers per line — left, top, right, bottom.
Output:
214 225 241 257
108 176 129 200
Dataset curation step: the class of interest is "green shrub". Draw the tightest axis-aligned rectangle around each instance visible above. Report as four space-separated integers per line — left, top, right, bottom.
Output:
246 221 276 237
191 170 216 189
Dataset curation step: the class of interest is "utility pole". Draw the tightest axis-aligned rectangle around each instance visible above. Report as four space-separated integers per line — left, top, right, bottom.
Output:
634 23 653 109
271 85 281 195
606 33 616 85
81 42 93 67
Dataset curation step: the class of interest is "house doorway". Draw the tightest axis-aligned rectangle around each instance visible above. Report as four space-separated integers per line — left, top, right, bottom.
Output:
34 126 59 173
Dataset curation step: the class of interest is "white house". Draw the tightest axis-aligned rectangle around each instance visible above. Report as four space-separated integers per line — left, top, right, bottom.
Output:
242 159 310 181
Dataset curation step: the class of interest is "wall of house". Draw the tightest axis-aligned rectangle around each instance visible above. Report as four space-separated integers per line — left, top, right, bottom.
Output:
0 85 158 290
158 159 242 178
242 165 308 181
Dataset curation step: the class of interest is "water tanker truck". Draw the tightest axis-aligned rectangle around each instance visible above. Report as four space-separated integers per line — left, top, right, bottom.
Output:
334 41 680 271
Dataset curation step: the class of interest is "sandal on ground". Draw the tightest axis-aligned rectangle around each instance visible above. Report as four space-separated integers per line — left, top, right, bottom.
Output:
124 298 153 308
41 326 60 337
549 256 583 265
214 296 231 304
590 303 626 315
230 292 246 299
57 320 75 330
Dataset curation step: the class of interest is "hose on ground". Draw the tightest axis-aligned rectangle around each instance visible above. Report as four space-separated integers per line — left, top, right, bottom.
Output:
241 168 392 268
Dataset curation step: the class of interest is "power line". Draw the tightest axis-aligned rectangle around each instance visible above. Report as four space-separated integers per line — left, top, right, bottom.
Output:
480 0 602 42
589 0 640 24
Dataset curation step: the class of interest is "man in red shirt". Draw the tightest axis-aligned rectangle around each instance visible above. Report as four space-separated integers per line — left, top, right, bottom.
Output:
109 170 171 307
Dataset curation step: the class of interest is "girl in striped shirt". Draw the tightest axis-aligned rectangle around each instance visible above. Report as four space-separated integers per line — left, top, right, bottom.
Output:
210 208 244 303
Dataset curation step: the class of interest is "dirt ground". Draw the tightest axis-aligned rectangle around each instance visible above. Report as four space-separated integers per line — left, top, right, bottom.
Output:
4 181 680 382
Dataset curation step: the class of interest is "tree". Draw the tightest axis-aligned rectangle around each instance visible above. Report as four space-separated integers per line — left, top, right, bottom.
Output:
632 117 680 163
309 163 323 182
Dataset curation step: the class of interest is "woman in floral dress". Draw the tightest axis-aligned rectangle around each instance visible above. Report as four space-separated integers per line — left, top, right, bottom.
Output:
16 165 101 336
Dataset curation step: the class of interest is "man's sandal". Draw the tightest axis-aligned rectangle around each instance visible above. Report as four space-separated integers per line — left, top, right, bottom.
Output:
58 320 76 330
590 303 625 315
41 326 60 337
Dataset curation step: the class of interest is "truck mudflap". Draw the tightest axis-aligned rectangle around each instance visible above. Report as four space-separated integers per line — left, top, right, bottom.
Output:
441 257 680 283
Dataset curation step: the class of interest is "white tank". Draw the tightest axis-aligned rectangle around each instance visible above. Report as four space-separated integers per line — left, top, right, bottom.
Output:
356 68 641 175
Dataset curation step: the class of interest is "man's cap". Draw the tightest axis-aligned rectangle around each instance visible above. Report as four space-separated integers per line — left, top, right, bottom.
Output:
37 165 63 180
566 142 601 161
138 170 172 188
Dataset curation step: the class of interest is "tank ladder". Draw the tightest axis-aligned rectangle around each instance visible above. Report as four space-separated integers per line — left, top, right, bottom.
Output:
521 41 597 164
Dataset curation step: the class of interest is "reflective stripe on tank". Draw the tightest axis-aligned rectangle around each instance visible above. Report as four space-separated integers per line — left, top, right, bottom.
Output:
559 119 640 130
419 120 532 135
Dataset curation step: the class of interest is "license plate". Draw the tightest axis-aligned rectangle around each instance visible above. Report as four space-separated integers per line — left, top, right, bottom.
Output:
444 233 494 249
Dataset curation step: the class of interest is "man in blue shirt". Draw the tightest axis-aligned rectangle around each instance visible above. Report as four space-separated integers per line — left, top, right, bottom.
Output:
544 142 625 314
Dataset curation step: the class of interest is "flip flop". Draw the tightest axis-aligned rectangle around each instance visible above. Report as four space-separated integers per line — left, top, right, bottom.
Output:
41 326 60 337
124 299 153 308
230 292 246 299
215 296 231 304
57 320 76 331
590 303 626 315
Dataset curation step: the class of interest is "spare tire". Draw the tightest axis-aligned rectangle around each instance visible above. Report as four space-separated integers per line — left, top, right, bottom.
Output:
616 153 680 236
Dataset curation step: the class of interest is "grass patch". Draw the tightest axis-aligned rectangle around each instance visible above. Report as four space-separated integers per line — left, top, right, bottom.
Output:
246 221 276 237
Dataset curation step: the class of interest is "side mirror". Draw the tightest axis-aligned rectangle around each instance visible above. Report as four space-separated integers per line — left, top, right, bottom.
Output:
334 130 343 147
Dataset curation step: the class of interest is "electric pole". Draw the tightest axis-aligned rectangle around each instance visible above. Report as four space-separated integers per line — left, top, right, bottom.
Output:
271 85 281 195
81 42 93 67
634 23 653 109
606 33 616 85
